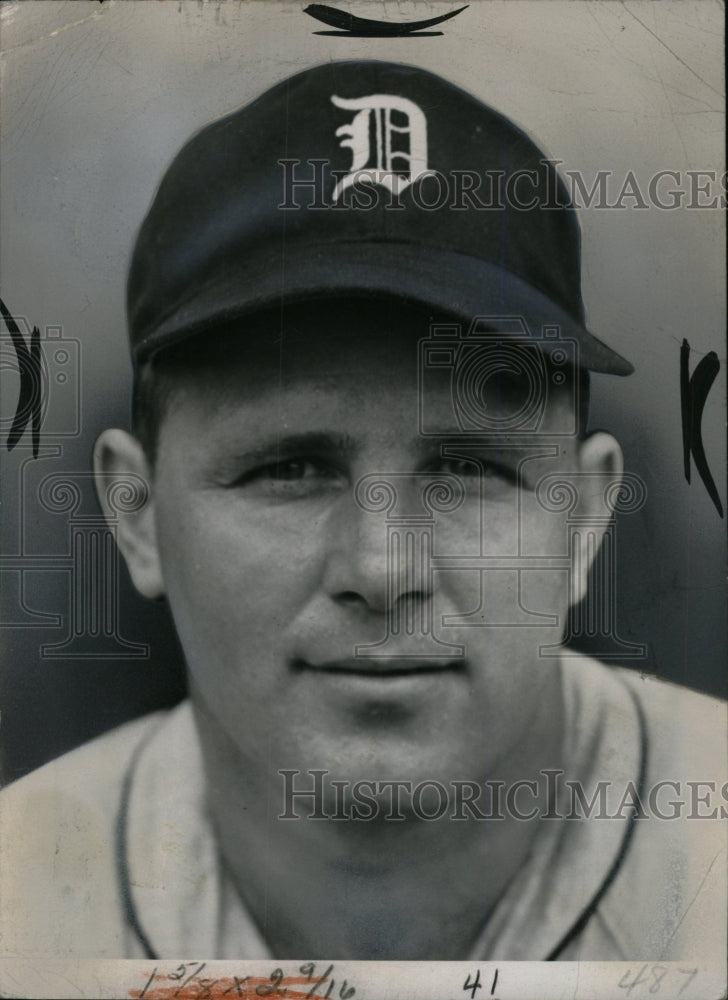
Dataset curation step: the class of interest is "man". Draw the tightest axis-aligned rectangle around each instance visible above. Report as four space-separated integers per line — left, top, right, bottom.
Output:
0 61 725 962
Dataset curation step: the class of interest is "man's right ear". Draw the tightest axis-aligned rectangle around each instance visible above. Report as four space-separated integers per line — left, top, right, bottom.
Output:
93 429 165 599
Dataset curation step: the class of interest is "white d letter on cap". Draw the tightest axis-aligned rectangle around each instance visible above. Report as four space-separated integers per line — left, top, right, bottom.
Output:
331 93 428 201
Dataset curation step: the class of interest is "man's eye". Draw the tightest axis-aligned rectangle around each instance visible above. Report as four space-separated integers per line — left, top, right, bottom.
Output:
437 458 477 477
231 457 345 497
262 459 319 481
436 457 517 484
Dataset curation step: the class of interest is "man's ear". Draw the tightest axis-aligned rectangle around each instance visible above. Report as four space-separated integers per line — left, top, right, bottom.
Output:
570 431 624 607
93 429 165 599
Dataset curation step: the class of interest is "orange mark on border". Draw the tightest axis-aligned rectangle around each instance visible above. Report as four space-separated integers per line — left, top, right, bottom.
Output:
129 973 331 1000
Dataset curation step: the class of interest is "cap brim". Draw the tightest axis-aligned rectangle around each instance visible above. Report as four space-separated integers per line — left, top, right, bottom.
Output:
136 242 634 376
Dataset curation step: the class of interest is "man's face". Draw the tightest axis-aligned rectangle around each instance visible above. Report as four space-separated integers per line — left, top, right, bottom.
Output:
147 303 592 795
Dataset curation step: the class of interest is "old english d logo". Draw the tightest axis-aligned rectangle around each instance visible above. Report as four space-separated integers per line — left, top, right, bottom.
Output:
331 94 428 201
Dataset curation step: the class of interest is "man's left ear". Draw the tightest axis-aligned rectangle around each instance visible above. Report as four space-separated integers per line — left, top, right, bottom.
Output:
570 431 624 607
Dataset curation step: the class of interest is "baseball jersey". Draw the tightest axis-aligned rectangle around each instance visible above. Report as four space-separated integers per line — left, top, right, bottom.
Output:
0 655 725 959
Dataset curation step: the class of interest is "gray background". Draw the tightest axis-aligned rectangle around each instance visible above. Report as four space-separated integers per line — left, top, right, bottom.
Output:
0 0 725 784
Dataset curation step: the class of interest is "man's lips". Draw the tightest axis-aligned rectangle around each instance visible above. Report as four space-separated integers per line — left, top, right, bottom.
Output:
291 657 466 678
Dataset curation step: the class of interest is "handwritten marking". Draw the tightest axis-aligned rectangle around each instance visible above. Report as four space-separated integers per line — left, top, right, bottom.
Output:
304 3 468 36
0 296 43 458
677 968 698 994
617 964 699 995
129 963 355 1000
131 975 323 1000
680 338 723 517
139 967 158 1000
462 969 482 997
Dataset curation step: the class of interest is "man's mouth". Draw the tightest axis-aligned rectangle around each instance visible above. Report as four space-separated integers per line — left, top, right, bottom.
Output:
291 657 466 678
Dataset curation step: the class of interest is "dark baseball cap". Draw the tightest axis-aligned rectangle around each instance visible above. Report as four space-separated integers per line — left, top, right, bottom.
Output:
127 60 633 376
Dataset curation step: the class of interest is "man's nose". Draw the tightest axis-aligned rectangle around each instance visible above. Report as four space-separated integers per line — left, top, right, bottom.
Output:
322 484 434 616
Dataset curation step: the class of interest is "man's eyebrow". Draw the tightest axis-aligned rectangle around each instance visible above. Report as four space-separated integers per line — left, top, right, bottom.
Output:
220 431 361 465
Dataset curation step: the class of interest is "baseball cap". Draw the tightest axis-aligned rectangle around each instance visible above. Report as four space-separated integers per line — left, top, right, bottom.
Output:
127 60 633 376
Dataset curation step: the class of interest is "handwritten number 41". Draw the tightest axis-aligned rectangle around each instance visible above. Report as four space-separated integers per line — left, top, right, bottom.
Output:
463 968 498 998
